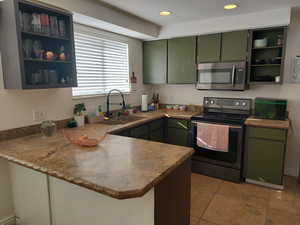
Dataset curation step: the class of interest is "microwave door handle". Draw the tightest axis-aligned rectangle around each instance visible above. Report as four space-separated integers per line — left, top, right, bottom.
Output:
232 65 236 87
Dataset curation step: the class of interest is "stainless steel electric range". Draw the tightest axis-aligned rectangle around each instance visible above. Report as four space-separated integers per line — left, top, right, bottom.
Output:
189 97 252 182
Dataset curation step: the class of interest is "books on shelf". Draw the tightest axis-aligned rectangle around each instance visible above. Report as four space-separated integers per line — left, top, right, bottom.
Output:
19 10 67 38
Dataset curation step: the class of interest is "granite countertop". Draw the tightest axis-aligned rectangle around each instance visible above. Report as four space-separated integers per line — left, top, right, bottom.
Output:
245 116 290 129
0 110 197 199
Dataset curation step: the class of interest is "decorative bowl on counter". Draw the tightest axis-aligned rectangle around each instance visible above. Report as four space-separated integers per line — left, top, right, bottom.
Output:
63 130 106 147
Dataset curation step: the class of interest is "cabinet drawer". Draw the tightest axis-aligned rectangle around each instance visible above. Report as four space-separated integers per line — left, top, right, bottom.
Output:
131 125 148 138
246 138 285 185
150 119 164 131
167 119 188 129
247 126 286 141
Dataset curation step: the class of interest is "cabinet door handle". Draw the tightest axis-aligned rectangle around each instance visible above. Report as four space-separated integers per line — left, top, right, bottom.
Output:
232 65 236 87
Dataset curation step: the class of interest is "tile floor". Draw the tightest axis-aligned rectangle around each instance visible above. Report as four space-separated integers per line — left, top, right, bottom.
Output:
190 173 300 225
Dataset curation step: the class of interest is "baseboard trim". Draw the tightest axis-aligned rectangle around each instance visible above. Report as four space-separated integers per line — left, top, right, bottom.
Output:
246 179 284 190
284 167 299 177
0 216 16 225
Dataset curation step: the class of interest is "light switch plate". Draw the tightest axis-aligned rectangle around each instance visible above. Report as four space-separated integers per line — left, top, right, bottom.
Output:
32 110 47 122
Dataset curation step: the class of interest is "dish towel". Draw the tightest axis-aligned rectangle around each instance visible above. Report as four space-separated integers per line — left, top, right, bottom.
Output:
197 122 229 152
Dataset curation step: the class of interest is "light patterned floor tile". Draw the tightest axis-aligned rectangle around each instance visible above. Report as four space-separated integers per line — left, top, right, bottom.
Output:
202 194 267 225
192 173 223 196
218 180 271 202
191 216 200 225
198 219 218 225
266 208 300 225
269 190 300 215
191 189 214 218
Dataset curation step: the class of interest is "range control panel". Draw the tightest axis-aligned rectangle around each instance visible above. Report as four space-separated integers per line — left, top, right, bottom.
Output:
203 97 252 111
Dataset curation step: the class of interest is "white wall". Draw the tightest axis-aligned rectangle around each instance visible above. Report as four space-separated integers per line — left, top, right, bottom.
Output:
154 8 300 177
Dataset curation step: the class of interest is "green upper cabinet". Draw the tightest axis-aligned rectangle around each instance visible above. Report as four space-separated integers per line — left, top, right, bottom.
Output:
168 36 197 84
221 30 249 62
143 40 167 84
197 33 221 63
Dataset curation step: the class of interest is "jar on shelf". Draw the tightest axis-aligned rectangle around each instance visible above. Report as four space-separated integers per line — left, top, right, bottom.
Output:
277 34 283 46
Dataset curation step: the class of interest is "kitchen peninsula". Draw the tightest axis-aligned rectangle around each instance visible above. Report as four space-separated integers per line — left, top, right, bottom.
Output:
0 110 195 225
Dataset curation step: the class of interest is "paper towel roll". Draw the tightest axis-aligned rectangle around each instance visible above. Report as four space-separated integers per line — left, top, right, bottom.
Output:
141 95 148 112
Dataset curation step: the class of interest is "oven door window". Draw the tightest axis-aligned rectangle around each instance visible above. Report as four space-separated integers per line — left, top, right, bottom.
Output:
193 127 239 163
198 70 232 84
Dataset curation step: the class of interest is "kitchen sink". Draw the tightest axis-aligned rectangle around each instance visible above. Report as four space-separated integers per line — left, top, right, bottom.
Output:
99 115 145 125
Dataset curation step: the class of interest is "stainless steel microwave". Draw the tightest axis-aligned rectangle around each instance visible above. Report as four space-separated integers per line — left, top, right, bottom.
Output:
196 62 248 91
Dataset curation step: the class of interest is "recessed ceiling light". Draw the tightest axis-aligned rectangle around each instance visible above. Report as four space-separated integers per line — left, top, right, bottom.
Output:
224 4 238 10
160 11 172 16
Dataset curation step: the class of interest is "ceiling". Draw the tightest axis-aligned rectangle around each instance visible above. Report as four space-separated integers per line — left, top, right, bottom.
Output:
99 0 300 26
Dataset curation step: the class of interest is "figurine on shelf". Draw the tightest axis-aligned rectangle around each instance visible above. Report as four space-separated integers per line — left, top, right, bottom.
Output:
32 40 43 59
59 46 66 61
45 51 55 60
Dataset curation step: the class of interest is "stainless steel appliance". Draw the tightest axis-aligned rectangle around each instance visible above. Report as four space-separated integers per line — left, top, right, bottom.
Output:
196 62 248 91
189 97 252 182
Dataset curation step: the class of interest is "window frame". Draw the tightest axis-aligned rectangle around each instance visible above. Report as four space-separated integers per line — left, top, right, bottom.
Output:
72 23 132 99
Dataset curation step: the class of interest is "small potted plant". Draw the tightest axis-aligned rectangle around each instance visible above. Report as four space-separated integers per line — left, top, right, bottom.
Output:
74 103 86 127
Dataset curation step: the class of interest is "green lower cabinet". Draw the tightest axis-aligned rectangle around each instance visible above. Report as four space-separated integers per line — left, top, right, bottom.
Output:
245 126 287 186
150 129 164 142
131 124 149 140
117 130 130 137
166 128 188 147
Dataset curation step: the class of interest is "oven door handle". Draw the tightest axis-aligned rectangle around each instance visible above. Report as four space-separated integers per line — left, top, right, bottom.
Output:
191 121 242 130
232 65 236 87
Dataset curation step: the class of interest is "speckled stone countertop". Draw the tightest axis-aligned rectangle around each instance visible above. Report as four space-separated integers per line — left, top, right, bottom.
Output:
0 110 197 199
245 116 290 129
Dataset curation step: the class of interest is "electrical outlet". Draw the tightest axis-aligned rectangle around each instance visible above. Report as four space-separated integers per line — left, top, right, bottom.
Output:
32 110 47 122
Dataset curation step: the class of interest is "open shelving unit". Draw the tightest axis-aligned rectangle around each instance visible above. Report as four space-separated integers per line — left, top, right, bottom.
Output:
247 27 287 85
0 0 77 89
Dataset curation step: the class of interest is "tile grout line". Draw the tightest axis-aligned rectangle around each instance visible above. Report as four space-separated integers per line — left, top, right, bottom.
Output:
199 180 225 220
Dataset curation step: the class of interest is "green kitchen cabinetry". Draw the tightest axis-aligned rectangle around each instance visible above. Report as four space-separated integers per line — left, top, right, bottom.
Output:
168 37 197 84
221 30 249 62
131 124 149 139
245 126 288 188
197 33 221 63
115 119 165 142
149 119 165 142
166 119 189 147
143 40 167 84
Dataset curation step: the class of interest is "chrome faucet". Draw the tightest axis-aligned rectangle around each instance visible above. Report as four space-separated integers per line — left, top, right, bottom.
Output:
105 89 126 118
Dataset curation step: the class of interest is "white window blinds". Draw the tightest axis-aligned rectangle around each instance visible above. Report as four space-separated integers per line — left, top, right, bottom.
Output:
72 32 130 97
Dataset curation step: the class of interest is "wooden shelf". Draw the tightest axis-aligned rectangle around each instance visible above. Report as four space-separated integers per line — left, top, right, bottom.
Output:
24 58 72 64
21 31 69 41
251 64 281 67
24 83 76 89
252 46 283 50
